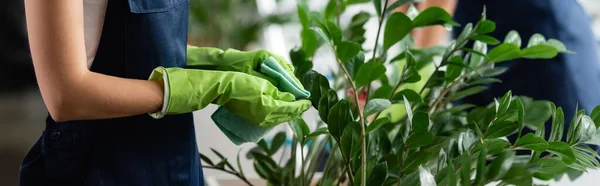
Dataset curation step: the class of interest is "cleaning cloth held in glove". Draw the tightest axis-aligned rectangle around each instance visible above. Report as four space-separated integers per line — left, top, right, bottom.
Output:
212 57 310 145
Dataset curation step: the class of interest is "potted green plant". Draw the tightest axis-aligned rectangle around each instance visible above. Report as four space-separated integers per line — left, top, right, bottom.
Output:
201 0 600 185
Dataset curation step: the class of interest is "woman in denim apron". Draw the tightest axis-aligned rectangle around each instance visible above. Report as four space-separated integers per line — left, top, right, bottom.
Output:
19 0 310 185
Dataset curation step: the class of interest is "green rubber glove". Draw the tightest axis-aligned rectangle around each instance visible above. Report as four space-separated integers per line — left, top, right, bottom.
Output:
148 67 311 127
186 46 302 86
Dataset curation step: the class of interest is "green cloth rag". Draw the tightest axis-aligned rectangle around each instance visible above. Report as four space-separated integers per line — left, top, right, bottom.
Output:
212 57 310 145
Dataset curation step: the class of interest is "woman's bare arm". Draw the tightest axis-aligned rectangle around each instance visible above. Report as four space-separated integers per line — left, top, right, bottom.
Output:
25 0 164 122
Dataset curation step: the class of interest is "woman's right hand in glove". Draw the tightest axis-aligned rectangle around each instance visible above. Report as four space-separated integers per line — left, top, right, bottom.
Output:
148 67 311 127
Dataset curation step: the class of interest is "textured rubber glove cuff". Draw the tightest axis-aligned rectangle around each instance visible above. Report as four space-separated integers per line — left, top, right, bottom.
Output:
148 67 171 119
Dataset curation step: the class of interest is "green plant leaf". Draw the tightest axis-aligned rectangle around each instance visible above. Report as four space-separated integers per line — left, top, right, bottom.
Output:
289 118 309 143
307 128 329 138
383 12 413 50
445 56 464 81
256 140 271 155
472 35 500 45
391 89 423 104
367 117 390 133
578 115 597 143
487 43 521 63
412 111 430 133
527 33 546 47
419 166 436 186
502 166 533 186
348 0 371 4
236 150 245 177
385 0 423 14
472 139 510 155
336 41 361 62
347 12 370 44
487 150 515 181
460 153 471 186
549 107 565 142
456 23 473 47
504 30 522 48
516 97 525 138
515 133 548 151
270 132 286 153
344 51 365 78
482 66 509 77
547 141 576 164
301 29 318 57
355 62 387 88
341 121 361 158
448 86 488 101
200 153 215 166
404 66 422 83
521 45 558 59
365 98 392 116
413 7 457 27
469 41 488 68
403 151 429 174
530 158 569 174
297 5 310 28
318 89 339 122
373 0 382 16
328 100 353 140
476 20 496 34
406 131 434 149
567 110 586 144
485 121 517 139
544 39 573 53
302 70 330 108
475 147 487 185
367 162 388 186
589 105 600 128
447 159 457 186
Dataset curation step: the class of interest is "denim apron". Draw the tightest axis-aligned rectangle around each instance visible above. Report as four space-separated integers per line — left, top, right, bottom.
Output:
19 0 204 185
454 0 600 143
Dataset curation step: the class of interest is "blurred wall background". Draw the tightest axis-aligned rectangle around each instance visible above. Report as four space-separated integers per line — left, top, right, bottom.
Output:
2 0 600 185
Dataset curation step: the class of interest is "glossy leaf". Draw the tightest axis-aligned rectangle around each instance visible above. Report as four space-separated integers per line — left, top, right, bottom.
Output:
547 141 576 164
472 35 500 45
549 107 565 142
336 41 361 62
406 132 434 149
469 41 488 68
485 121 517 139
530 158 569 174
475 147 487 185
476 20 496 34
364 98 392 116
301 29 318 57
327 100 353 140
487 151 515 181
521 45 558 59
412 111 430 133
355 62 387 88
289 119 309 143
200 153 214 166
367 162 388 186
515 133 548 151
447 159 457 186
270 132 286 153
504 30 522 47
391 89 423 103
413 7 458 27
383 12 413 50
527 33 546 47
589 105 600 128
385 0 423 14
460 153 471 186
516 97 525 138
341 121 361 158
487 43 521 63
578 115 596 143
445 56 464 81
344 51 366 78
473 139 511 155
403 151 429 174
448 86 488 101
318 89 339 122
367 117 390 133
545 39 573 53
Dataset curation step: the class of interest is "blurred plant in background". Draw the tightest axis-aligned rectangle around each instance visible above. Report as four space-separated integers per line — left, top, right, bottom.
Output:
188 0 293 49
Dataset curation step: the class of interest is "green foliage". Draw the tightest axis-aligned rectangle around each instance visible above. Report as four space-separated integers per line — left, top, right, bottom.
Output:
202 2 599 186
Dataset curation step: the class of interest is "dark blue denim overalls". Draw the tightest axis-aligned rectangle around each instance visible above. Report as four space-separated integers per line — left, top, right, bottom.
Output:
454 0 600 144
19 0 204 185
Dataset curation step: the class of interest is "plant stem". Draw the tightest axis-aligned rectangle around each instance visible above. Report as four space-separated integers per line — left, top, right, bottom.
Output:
202 166 254 186
301 145 306 186
428 63 488 114
337 142 356 184
365 0 390 101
